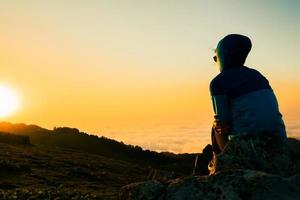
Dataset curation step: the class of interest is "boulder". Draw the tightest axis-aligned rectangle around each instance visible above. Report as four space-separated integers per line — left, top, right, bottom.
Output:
209 135 300 176
120 181 165 200
120 136 300 200
120 171 300 200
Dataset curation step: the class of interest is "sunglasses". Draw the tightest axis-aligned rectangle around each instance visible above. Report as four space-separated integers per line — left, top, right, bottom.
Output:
213 55 217 62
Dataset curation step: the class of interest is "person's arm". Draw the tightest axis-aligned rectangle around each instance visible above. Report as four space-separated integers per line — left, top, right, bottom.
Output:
210 78 231 135
211 95 231 135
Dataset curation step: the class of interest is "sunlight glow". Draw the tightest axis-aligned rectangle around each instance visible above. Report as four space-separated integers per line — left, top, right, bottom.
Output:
0 85 19 117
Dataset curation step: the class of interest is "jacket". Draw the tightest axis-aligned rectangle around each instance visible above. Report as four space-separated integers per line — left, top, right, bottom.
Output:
210 65 287 141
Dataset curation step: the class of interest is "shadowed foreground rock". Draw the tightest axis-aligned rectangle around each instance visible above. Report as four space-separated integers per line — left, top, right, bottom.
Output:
120 171 300 200
208 135 300 176
120 136 300 200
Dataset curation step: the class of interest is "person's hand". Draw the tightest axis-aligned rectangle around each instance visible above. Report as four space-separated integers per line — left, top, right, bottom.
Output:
213 119 230 135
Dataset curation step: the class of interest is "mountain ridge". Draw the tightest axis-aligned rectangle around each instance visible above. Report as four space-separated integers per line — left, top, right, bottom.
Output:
0 121 211 175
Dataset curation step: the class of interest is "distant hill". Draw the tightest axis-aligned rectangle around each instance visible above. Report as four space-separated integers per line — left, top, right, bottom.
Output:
0 122 210 175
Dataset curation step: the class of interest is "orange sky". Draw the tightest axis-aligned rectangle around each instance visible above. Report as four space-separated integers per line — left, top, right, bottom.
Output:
0 1 299 153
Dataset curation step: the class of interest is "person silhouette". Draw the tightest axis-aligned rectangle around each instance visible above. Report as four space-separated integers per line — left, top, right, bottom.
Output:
210 34 287 154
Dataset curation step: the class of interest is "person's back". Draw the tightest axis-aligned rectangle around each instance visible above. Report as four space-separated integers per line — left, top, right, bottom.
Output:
210 34 286 153
211 66 286 140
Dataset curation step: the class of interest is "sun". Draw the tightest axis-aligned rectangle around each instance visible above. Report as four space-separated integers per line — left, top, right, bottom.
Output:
0 85 20 117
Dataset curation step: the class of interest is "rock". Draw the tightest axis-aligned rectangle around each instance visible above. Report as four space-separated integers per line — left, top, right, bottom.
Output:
120 171 300 200
209 135 299 177
120 181 165 200
194 145 213 175
120 136 300 199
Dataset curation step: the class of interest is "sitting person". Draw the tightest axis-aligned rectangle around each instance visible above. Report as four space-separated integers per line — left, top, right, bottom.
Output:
210 34 287 154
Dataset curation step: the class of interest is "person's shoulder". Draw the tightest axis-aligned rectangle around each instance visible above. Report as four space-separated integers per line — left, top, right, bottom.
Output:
210 73 222 87
210 74 224 95
244 66 262 74
244 66 269 79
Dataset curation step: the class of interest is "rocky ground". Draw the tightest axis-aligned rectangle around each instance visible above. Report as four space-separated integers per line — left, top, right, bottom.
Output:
0 143 150 199
120 136 300 200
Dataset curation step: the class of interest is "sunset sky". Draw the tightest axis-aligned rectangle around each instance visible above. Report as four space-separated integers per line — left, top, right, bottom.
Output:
0 0 299 153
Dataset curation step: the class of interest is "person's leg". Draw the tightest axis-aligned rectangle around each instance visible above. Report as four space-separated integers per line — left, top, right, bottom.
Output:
211 128 229 153
215 129 229 151
211 128 222 154
209 128 221 175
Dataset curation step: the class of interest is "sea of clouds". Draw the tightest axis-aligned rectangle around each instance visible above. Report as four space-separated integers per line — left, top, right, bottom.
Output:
102 116 300 154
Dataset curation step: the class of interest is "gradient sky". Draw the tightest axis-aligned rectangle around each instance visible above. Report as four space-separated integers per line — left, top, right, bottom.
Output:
0 0 299 153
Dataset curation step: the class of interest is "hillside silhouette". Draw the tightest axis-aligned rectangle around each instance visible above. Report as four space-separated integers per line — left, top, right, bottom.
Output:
0 122 216 199
0 122 212 175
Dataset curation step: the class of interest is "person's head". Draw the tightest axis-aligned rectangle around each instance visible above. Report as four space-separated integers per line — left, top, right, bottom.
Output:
214 34 252 72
